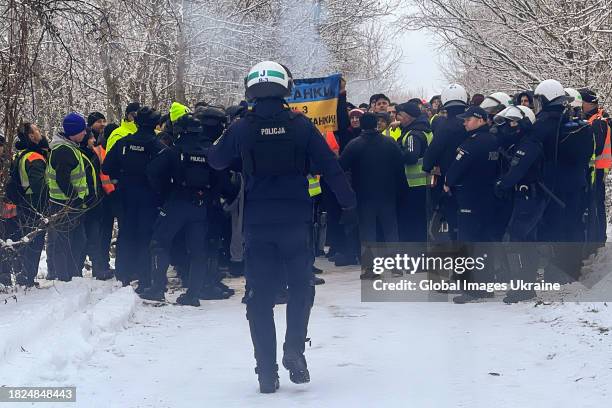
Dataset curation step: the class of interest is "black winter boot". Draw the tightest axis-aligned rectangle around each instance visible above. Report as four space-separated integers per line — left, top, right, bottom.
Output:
282 347 310 384
256 366 280 394
176 292 201 307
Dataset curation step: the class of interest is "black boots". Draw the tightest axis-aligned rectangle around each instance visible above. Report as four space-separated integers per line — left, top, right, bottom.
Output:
139 287 165 302
199 283 231 300
282 347 310 384
256 366 280 393
176 292 201 307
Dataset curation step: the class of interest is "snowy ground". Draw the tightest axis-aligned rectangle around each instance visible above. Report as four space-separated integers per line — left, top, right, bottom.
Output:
1 250 612 407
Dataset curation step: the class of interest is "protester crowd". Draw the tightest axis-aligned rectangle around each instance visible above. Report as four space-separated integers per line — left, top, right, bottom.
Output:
0 77 609 305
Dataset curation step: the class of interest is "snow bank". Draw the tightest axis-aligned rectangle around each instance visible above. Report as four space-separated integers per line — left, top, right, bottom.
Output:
0 279 138 386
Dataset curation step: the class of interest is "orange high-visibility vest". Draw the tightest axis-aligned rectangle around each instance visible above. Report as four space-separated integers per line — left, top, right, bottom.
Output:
587 109 612 170
325 131 339 156
1 202 17 219
93 145 116 194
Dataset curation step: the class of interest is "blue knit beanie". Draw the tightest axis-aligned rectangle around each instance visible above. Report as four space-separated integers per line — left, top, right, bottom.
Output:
63 112 86 137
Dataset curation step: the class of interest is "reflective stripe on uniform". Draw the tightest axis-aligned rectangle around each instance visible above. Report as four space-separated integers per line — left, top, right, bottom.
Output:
46 142 89 201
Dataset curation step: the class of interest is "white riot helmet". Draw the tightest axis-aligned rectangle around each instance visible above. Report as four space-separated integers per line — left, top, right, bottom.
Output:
441 84 468 108
564 87 583 108
480 92 513 114
244 61 293 100
533 79 569 113
493 105 536 126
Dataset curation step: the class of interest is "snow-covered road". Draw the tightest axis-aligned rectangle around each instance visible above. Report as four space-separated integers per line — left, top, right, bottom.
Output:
1 256 611 408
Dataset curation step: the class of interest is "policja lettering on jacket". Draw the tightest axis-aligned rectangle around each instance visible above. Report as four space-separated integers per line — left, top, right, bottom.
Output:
260 127 287 135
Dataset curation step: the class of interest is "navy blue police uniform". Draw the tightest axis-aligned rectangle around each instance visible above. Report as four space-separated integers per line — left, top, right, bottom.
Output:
102 108 166 289
207 97 356 386
537 107 593 282
495 119 546 303
423 105 469 240
445 111 499 242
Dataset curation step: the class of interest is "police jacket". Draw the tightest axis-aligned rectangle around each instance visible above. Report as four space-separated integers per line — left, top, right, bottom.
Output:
497 130 544 190
537 107 593 192
445 124 499 193
102 128 166 190
339 129 408 202
147 132 238 206
423 106 468 176
207 98 356 225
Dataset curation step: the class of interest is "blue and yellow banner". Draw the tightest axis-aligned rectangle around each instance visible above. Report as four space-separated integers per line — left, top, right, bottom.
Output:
287 74 341 133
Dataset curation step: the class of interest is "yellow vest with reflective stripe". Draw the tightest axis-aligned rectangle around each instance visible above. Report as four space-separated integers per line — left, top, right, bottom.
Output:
402 130 433 187
17 152 45 194
106 120 138 152
46 142 88 201
384 127 402 141
307 174 322 197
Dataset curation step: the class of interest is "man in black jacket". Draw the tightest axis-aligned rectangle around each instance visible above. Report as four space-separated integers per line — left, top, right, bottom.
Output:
339 112 407 246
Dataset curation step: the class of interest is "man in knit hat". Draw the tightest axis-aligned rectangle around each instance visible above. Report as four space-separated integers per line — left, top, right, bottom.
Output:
46 112 94 281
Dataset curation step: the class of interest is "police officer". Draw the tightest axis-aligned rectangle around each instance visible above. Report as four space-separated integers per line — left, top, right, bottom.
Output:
480 92 513 120
580 88 610 245
535 80 593 283
445 106 499 240
486 92 518 241
207 61 356 393
423 84 470 241
102 107 166 290
141 108 230 305
4 123 48 286
395 102 432 242
194 106 239 299
492 106 544 303
445 106 499 303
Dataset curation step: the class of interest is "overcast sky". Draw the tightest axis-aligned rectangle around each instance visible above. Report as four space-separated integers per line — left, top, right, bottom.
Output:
394 26 445 99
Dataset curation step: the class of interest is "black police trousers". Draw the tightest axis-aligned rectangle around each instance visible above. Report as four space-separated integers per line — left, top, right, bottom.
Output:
504 192 547 283
540 189 586 281
115 186 158 285
244 223 315 374
149 192 208 296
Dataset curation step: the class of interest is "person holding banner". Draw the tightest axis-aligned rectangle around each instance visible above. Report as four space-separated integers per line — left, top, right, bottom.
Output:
207 61 356 394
